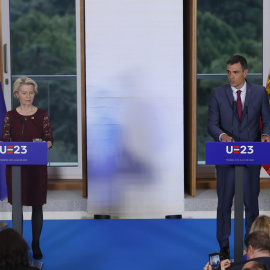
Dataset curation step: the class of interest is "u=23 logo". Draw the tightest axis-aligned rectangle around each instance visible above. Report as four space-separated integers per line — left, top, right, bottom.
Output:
226 145 254 154
0 145 27 154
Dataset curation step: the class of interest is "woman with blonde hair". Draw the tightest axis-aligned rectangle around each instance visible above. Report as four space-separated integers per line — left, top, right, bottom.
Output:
241 215 270 261
249 215 270 236
0 77 53 260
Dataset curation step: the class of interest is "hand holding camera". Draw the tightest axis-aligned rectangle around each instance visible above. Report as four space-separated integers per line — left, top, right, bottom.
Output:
204 253 231 270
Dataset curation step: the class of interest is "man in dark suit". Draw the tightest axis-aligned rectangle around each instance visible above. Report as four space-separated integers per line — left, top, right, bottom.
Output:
203 231 270 270
207 55 270 260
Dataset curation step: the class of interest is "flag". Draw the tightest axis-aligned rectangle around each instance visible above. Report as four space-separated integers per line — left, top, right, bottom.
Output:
266 70 270 100
262 70 270 175
0 82 7 201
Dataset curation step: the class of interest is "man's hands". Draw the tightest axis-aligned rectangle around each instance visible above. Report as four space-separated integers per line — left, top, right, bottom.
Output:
203 262 212 270
221 134 270 142
203 259 231 270
220 259 231 269
221 134 235 142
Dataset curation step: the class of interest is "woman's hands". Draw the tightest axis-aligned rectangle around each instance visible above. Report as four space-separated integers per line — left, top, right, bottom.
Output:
43 141 52 149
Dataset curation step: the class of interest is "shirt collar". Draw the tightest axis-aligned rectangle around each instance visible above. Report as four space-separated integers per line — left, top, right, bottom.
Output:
231 81 247 94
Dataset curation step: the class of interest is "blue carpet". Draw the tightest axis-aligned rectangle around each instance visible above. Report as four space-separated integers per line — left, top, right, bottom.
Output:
2 219 236 270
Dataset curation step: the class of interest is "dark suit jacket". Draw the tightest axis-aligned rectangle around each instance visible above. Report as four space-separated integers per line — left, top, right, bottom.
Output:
207 81 270 142
228 257 270 270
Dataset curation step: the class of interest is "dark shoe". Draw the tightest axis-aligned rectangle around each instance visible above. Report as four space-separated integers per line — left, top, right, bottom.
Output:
220 247 230 260
32 242 43 260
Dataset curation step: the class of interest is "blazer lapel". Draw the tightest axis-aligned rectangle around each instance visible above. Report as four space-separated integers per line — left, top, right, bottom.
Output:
226 84 234 108
225 85 238 120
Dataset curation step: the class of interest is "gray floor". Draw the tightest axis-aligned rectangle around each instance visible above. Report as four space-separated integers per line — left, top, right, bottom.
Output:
1 188 270 214
185 188 270 211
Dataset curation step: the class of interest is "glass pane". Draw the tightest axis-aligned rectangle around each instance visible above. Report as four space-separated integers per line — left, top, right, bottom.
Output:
9 0 77 166
197 0 263 164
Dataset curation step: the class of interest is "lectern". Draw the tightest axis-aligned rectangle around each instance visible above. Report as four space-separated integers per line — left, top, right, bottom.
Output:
206 142 270 262
0 142 48 234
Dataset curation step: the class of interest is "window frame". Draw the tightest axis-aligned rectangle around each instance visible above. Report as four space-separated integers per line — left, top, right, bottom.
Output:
0 0 86 186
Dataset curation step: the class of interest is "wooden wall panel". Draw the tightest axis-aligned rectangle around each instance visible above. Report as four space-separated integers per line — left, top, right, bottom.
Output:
183 0 197 196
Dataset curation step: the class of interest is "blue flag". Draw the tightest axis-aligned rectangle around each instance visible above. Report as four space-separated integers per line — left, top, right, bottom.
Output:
0 82 7 201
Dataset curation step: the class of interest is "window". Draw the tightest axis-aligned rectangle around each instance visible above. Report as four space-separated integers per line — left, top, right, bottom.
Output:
197 0 263 168
2 0 83 179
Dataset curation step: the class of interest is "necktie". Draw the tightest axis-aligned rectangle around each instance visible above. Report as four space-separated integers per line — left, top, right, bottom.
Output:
236 90 242 121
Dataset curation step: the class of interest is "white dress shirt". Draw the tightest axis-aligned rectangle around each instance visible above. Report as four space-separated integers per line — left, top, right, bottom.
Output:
219 82 246 141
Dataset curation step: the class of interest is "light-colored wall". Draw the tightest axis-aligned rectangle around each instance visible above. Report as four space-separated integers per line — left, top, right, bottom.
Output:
85 0 184 218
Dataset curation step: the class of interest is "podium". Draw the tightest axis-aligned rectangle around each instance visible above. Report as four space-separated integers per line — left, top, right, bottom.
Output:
0 142 48 234
206 142 270 262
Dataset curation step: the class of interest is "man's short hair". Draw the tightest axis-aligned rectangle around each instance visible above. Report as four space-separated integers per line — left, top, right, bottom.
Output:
242 260 268 270
244 231 270 253
227 55 248 71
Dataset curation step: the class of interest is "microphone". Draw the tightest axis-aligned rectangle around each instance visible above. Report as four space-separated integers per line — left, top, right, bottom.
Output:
246 106 249 142
231 101 234 141
21 117 27 142
7 118 13 142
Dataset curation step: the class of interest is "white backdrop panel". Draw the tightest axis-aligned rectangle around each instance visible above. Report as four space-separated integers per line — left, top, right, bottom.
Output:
85 0 184 218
